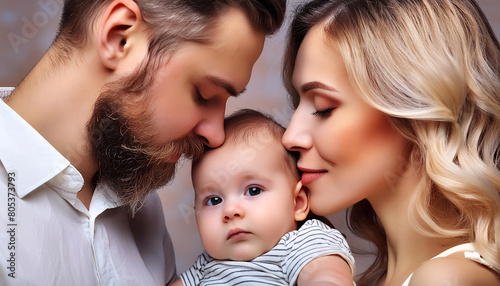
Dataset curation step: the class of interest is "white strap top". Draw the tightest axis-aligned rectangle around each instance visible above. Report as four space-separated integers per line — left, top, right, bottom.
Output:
401 243 498 286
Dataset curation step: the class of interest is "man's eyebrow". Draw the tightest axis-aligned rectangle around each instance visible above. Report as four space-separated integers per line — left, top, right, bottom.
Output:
206 76 245 97
300 81 337 94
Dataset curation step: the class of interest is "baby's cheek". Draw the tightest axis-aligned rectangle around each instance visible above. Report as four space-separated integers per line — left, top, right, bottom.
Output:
196 215 220 256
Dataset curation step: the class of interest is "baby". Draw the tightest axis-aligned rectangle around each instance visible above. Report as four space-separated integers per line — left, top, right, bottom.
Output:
173 109 355 285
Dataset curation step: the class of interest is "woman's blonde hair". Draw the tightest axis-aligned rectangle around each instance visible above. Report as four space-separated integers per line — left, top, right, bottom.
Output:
283 0 500 284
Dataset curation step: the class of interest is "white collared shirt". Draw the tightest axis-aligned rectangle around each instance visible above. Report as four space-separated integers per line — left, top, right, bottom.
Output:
0 89 177 285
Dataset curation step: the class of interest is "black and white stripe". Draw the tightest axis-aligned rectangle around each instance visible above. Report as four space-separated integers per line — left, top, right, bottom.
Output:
181 219 355 285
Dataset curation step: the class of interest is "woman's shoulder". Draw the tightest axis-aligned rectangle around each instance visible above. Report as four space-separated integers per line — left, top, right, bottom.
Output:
409 254 499 286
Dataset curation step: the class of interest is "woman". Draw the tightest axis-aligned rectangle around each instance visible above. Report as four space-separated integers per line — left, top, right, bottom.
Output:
281 0 500 285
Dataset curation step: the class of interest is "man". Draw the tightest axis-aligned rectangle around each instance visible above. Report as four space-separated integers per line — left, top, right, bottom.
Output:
0 0 285 284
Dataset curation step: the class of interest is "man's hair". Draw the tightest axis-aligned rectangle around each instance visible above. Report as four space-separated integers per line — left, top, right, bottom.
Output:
193 108 299 181
52 0 287 115
53 0 286 59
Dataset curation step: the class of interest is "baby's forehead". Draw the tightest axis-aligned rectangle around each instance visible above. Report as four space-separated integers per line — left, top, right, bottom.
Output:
197 129 282 160
193 136 281 173
192 136 293 182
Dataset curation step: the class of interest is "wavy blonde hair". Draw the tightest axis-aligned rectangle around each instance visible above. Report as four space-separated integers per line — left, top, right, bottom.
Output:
283 0 500 284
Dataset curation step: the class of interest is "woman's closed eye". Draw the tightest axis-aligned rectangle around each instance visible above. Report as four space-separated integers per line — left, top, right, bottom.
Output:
312 107 334 118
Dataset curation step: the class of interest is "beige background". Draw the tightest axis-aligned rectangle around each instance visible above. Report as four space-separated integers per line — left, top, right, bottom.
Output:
1 0 499 276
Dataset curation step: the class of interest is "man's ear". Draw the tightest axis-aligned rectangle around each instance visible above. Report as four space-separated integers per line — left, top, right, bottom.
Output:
97 0 142 70
294 181 310 222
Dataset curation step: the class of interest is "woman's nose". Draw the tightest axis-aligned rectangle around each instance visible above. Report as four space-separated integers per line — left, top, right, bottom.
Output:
282 110 312 151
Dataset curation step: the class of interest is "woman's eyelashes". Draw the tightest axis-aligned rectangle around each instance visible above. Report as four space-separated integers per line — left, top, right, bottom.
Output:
305 92 339 118
312 107 334 118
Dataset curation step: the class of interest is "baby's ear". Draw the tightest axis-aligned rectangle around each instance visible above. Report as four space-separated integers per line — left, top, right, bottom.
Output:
293 181 310 221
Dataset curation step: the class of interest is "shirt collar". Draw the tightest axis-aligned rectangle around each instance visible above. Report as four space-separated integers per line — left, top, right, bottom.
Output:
0 92 83 200
90 183 124 215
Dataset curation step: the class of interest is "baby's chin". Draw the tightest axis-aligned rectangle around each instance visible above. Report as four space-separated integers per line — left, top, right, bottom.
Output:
211 246 273 262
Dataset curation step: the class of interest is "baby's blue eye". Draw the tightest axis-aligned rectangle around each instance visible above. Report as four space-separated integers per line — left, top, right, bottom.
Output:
206 196 222 206
245 186 263 196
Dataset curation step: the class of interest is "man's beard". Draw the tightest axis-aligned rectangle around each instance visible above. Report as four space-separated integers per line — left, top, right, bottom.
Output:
87 83 204 213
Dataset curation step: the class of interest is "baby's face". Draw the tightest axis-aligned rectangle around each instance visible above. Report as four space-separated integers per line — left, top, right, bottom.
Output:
193 139 298 261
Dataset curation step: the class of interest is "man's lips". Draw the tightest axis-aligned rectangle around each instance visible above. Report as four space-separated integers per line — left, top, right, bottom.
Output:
299 167 327 185
227 228 251 240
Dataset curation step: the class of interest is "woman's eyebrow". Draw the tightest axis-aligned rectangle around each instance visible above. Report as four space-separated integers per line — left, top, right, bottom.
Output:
300 81 337 93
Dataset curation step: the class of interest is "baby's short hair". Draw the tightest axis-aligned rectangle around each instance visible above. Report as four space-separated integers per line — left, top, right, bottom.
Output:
224 109 286 144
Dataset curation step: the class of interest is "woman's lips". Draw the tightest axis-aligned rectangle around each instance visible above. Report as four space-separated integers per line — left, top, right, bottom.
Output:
300 170 326 185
